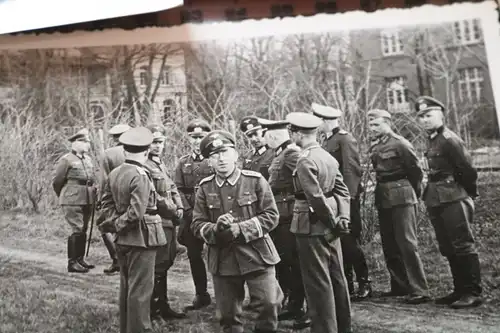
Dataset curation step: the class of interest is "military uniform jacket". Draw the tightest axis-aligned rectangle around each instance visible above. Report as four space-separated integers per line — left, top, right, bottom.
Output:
291 142 351 236
144 156 183 228
174 152 214 211
99 160 167 248
99 145 126 199
423 126 477 208
322 128 363 198
370 132 422 209
52 151 96 206
191 168 280 276
242 145 275 180
268 140 300 224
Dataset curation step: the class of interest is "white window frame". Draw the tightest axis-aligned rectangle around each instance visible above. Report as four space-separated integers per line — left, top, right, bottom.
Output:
453 19 481 46
386 76 410 112
163 98 177 121
160 66 171 86
380 30 404 56
458 67 484 103
139 66 148 86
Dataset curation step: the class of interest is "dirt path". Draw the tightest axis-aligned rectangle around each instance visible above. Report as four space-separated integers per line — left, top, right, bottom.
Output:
1 245 500 333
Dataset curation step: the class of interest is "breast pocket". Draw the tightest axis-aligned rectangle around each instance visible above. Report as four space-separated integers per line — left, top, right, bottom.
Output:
206 194 222 222
182 164 194 185
378 150 400 169
152 174 169 195
237 193 258 220
425 149 444 170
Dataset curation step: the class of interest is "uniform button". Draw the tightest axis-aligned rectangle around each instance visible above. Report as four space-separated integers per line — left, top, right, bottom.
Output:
209 205 213 208
228 196 232 199
229 210 233 213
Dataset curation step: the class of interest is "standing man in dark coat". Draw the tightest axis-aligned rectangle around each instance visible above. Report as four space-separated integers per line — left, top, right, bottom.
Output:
312 103 372 300
367 109 430 304
261 119 309 329
415 96 483 309
191 130 283 333
144 125 187 320
98 127 167 333
239 116 275 180
53 128 97 273
175 119 214 310
286 112 352 333
99 123 130 274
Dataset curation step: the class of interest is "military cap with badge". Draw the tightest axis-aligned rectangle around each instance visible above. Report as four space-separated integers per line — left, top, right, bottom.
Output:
285 112 323 132
367 109 392 121
69 128 91 142
200 130 236 159
119 127 154 153
259 118 289 131
240 116 263 136
311 103 343 120
187 119 211 137
109 124 131 137
147 124 167 142
414 96 445 116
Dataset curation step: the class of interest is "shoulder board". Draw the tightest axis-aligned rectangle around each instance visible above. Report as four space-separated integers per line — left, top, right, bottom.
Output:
442 129 452 139
179 154 190 161
199 174 215 185
339 129 348 135
133 165 147 176
286 144 301 152
300 150 310 158
241 169 262 178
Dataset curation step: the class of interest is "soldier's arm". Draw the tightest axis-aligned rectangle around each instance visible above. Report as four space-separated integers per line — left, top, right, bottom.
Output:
237 175 279 243
191 185 218 245
52 156 69 197
446 137 478 197
399 140 423 193
283 146 300 171
296 158 339 223
332 172 351 220
114 173 149 233
96 178 115 229
340 135 363 196
174 158 191 210
98 153 109 200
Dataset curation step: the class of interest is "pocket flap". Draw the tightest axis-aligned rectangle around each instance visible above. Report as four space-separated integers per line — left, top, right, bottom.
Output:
380 150 398 159
206 194 221 209
237 193 258 206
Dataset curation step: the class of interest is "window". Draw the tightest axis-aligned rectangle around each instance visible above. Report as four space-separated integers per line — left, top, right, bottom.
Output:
381 30 404 56
270 4 294 18
160 66 171 86
315 1 337 13
163 98 176 121
139 66 148 86
180 9 203 23
386 76 410 112
360 0 381 12
458 67 484 103
453 19 481 45
225 8 248 21
325 68 340 95
90 100 105 120
404 0 426 7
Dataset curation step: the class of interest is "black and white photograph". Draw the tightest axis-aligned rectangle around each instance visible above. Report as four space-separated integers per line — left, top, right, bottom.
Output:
0 1 499 333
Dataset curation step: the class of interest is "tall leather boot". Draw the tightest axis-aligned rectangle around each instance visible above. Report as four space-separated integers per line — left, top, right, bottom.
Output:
159 274 186 319
150 275 161 321
102 233 120 274
450 254 483 309
435 256 463 305
76 232 95 269
67 234 88 273
355 277 373 301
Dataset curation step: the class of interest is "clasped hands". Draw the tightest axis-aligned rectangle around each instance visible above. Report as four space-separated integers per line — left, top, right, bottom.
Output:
215 213 241 245
325 216 351 242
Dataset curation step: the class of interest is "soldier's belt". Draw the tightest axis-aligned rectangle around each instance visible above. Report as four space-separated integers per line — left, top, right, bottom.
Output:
377 175 407 183
145 209 159 215
178 187 195 194
428 174 454 182
66 179 94 186
295 189 334 200
272 189 294 196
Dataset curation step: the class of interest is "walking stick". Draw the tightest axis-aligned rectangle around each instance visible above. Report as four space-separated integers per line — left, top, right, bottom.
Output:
86 193 96 257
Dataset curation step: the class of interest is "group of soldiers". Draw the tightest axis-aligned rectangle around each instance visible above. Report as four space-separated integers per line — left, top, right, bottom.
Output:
51 94 483 333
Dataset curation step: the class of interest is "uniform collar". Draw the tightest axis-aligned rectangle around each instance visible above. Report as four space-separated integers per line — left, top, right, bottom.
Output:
326 127 341 140
429 126 445 140
379 133 391 144
192 152 204 161
125 159 143 167
302 141 320 150
275 140 291 156
72 150 84 159
215 168 241 187
149 154 161 164
254 145 268 156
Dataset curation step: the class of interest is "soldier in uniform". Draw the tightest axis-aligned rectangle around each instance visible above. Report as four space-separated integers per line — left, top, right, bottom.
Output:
191 130 283 333
144 124 187 320
415 96 483 309
99 123 131 274
286 112 352 333
312 103 372 300
52 128 97 273
175 119 214 310
261 119 309 329
97 127 167 333
367 109 430 304
239 116 275 179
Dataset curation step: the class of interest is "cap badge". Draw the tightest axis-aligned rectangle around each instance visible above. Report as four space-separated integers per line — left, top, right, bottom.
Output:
152 131 163 138
193 127 202 133
247 124 254 130
419 103 427 111
212 138 223 147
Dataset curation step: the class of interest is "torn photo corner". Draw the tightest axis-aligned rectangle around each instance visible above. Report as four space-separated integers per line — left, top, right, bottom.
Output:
0 0 183 35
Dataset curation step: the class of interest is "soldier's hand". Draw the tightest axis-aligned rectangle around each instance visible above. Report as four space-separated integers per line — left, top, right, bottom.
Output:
176 208 184 220
335 217 351 236
216 213 234 232
216 223 241 245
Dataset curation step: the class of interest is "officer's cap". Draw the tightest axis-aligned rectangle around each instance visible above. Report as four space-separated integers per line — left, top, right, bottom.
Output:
147 124 166 141
367 109 392 121
311 103 343 120
240 116 263 135
69 128 91 142
108 124 131 136
285 112 323 132
260 118 289 131
187 119 211 137
415 95 445 116
200 130 236 158
119 127 153 153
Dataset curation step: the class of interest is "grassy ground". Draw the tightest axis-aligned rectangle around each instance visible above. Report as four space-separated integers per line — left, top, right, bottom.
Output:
1 172 500 332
